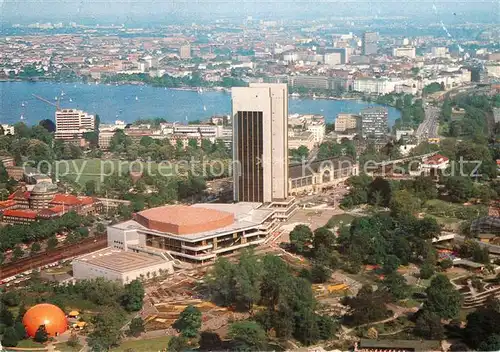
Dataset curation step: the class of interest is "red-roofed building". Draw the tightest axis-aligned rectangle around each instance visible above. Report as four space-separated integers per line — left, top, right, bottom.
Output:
422 154 449 169
3 209 38 224
1 184 101 224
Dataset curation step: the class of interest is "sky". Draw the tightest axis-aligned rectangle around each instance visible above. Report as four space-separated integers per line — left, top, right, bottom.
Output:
0 0 498 24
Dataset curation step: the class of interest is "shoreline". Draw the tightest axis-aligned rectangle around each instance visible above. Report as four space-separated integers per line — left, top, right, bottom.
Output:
1 78 365 101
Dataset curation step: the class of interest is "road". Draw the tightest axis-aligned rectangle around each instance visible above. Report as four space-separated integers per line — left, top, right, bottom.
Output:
0 235 107 280
416 105 440 141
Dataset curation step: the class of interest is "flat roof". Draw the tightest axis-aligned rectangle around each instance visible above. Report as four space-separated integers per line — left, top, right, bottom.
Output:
111 202 274 241
359 339 441 351
75 248 166 273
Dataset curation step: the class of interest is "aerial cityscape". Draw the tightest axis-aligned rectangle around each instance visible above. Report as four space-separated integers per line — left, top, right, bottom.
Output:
0 0 499 351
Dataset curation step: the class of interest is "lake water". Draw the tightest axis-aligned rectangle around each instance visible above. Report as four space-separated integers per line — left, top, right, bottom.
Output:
0 81 400 125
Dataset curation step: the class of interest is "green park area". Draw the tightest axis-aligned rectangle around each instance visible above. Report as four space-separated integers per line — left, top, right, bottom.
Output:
53 159 173 187
111 335 171 352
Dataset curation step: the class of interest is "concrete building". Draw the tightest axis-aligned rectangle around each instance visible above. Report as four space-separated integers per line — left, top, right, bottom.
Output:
362 32 378 56
54 108 95 141
289 75 330 90
360 107 388 138
335 113 358 132
395 128 414 141
232 83 288 203
105 203 279 264
180 44 191 59
324 52 342 66
288 156 358 195
353 78 401 95
431 46 448 58
326 48 349 64
72 247 175 284
288 131 315 151
1 124 15 135
393 47 416 59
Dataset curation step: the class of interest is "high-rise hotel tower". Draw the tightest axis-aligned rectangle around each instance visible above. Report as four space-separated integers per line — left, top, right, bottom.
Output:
232 83 288 203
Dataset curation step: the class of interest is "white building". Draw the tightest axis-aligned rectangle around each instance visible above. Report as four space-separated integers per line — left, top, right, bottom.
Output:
393 47 416 59
306 123 326 144
72 247 175 284
353 78 402 95
431 47 448 58
54 109 95 141
324 52 342 67
1 124 15 135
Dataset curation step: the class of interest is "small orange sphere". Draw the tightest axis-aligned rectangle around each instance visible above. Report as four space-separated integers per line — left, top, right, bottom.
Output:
23 304 67 337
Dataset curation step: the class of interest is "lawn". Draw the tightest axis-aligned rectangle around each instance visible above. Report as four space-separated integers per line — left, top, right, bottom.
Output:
326 214 356 228
111 335 172 352
15 339 45 348
52 159 174 186
55 342 82 352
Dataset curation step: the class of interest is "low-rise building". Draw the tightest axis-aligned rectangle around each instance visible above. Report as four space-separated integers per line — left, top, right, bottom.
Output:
335 113 358 132
288 156 358 195
105 202 280 264
73 247 175 284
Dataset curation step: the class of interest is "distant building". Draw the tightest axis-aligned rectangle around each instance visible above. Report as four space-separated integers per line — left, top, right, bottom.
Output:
0 183 100 224
360 107 388 138
393 47 416 59
289 75 330 90
395 128 414 141
362 32 378 56
431 46 448 58
55 109 95 143
1 124 15 135
288 131 315 151
232 83 288 203
180 44 191 59
324 52 342 66
335 113 358 132
289 156 358 195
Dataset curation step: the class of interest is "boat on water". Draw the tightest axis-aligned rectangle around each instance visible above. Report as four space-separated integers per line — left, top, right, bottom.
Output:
203 105 207 111
135 96 139 101
61 90 65 96
69 98 73 102
198 87 203 94
290 92 300 98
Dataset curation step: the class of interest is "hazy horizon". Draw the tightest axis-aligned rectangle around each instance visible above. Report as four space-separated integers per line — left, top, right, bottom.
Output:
1 0 498 25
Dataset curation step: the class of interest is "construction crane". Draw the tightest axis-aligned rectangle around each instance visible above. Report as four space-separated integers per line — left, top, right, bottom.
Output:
32 94 61 110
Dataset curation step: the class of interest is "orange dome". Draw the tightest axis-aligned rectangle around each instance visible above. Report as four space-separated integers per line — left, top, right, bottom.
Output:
23 304 67 337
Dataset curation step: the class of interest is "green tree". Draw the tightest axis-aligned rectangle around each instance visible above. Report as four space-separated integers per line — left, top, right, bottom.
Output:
312 227 336 253
1 326 19 347
47 236 58 250
439 258 453 270
85 180 97 196
30 242 41 254
34 325 49 343
121 279 144 312
390 190 421 217
2 291 21 307
167 336 189 352
420 262 435 279
424 274 461 319
382 272 409 300
127 317 145 337
199 331 223 351
13 321 26 340
173 305 202 338
478 334 500 351
12 246 24 260
310 263 331 284
445 176 474 203
414 310 444 339
382 255 401 274
87 308 125 351
228 321 267 352
289 224 313 253
464 308 500 349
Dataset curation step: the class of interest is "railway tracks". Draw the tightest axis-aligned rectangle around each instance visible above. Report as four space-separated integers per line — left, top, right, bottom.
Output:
0 235 107 280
